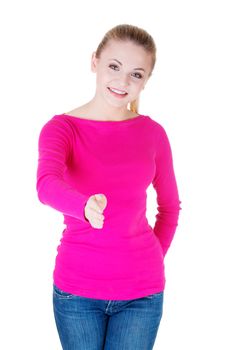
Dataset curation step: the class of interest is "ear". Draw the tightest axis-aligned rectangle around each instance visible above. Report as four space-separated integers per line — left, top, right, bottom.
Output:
91 51 98 73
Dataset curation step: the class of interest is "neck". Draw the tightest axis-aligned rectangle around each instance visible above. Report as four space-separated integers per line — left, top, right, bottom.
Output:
85 95 131 120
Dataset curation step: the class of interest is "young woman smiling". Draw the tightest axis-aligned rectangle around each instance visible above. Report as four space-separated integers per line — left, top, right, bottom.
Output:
36 23 182 350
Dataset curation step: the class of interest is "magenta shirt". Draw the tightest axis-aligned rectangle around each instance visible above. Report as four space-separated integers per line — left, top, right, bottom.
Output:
36 113 182 300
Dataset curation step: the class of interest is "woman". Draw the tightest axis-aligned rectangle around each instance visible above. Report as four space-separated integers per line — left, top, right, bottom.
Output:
36 23 182 350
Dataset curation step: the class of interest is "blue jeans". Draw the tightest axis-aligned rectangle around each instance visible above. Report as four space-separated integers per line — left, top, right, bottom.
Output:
53 284 164 350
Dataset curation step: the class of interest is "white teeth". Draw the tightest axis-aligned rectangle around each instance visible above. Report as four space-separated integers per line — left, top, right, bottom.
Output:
109 88 126 95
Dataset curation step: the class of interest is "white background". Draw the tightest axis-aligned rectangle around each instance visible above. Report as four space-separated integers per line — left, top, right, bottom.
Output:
0 0 233 349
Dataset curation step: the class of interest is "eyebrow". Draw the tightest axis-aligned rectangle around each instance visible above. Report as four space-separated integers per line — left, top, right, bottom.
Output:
108 58 146 72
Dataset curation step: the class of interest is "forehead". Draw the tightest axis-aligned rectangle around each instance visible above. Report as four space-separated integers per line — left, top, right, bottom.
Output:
100 40 151 67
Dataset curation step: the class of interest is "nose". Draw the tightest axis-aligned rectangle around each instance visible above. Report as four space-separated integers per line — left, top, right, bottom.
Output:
118 72 130 88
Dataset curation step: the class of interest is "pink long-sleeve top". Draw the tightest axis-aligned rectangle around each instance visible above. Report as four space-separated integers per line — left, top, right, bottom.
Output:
36 113 182 300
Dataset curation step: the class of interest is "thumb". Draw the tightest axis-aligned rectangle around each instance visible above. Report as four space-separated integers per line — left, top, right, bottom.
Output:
95 194 103 200
95 193 107 210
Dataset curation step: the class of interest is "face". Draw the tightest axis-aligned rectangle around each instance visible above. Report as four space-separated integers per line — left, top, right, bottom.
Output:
91 40 152 110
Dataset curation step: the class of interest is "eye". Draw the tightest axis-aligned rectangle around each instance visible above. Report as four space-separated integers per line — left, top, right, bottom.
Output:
109 64 119 71
108 64 143 79
132 72 143 79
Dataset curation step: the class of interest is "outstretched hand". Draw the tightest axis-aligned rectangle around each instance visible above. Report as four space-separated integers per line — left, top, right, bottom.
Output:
84 194 107 229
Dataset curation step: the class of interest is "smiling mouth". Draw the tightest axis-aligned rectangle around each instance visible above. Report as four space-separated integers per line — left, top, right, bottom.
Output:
108 87 128 98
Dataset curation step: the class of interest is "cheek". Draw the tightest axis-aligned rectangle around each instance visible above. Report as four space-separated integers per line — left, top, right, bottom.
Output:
130 79 144 91
96 74 109 89
98 70 115 85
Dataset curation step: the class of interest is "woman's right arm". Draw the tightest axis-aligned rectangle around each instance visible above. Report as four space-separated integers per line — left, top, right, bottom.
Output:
36 117 89 222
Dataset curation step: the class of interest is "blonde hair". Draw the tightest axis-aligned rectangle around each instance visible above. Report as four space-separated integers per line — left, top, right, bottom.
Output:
95 24 157 114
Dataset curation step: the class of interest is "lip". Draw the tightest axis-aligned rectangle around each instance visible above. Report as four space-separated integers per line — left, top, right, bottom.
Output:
109 86 128 94
107 87 128 98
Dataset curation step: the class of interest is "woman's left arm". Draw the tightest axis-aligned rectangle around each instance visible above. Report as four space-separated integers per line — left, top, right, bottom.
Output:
152 125 182 257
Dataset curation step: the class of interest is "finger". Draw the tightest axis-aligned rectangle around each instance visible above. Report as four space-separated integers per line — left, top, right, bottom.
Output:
95 194 107 210
90 200 103 214
91 218 104 229
87 206 104 221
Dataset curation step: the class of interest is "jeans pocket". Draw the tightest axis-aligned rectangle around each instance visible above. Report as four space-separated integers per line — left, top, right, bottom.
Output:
53 284 76 299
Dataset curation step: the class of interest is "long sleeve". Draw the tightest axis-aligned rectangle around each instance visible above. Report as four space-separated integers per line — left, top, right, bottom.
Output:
36 117 90 222
152 125 182 257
